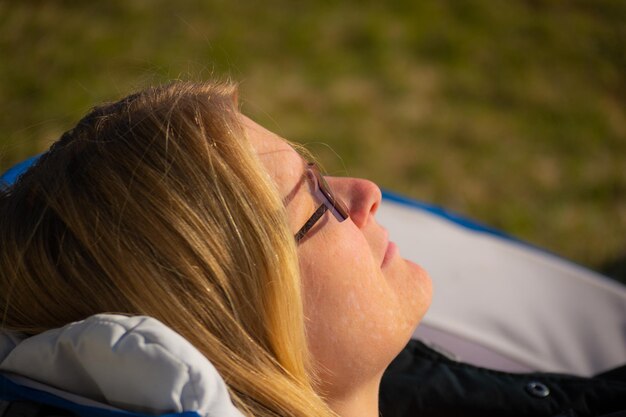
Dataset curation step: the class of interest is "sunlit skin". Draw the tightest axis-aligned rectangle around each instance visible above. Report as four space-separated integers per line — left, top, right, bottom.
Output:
243 115 433 417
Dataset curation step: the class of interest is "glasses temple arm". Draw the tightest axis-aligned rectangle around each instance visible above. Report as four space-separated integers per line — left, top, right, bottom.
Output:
294 204 328 243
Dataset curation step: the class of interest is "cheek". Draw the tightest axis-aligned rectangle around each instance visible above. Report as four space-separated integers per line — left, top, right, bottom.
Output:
385 257 433 332
298 232 428 392
301 249 387 337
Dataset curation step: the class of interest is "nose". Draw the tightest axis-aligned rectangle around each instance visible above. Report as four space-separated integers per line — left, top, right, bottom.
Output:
327 177 382 228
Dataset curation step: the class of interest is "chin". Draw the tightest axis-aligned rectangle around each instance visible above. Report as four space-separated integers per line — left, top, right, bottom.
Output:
398 258 433 334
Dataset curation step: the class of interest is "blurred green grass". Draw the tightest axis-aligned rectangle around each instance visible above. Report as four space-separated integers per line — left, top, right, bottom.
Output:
1 0 625 282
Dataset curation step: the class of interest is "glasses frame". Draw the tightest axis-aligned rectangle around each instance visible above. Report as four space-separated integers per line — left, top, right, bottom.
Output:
294 163 349 243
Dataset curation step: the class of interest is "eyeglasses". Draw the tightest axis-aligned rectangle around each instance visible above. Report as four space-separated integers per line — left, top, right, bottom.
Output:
294 163 349 243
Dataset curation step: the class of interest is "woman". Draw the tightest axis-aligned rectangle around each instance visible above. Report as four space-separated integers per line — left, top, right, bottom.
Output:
0 82 432 417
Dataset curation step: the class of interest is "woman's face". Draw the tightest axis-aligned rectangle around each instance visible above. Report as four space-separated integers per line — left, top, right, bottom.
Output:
243 116 432 397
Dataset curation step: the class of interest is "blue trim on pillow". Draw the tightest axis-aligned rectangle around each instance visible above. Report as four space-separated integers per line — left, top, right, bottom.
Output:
0 155 41 188
0 374 201 417
380 189 610 277
381 189 518 241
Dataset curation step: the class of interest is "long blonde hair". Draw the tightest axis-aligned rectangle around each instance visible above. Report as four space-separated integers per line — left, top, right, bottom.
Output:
0 82 337 417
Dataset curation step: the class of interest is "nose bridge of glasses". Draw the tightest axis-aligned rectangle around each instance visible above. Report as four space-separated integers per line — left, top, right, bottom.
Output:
317 183 349 222
317 192 345 222
306 163 349 222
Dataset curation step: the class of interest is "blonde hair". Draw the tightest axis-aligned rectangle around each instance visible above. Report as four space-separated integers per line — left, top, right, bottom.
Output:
0 82 337 417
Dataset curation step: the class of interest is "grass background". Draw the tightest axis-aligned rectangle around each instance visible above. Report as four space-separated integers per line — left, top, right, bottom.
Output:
1 0 625 282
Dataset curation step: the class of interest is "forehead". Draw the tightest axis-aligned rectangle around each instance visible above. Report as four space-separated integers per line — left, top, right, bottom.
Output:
241 115 304 196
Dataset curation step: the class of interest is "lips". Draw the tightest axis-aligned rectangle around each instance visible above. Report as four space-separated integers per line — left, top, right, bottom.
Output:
381 228 398 268
382 241 399 267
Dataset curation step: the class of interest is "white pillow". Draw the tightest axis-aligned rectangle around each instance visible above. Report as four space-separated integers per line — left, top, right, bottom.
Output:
0 314 244 417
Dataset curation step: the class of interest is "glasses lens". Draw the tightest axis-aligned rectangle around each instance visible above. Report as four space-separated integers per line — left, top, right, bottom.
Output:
308 163 349 220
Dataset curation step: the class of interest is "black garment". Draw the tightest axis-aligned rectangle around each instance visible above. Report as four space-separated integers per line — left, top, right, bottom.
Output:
380 340 626 417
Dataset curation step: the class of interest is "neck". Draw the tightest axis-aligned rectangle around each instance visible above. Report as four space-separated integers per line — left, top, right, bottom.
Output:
326 377 381 417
